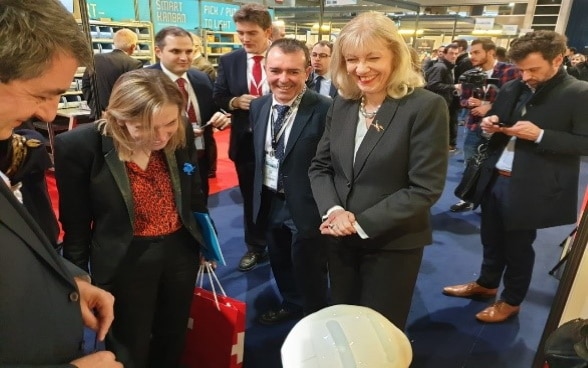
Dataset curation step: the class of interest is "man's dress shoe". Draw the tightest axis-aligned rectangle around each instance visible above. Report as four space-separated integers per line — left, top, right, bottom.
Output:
450 200 474 212
238 251 267 272
258 308 302 325
443 282 498 298
476 300 520 323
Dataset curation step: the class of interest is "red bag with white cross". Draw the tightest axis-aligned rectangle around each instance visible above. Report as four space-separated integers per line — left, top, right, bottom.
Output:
181 264 246 368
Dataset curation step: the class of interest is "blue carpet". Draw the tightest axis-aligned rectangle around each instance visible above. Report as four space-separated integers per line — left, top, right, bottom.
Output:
83 128 587 367
207 126 588 368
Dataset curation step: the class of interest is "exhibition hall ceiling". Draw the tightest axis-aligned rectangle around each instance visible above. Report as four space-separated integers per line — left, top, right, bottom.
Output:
274 0 528 36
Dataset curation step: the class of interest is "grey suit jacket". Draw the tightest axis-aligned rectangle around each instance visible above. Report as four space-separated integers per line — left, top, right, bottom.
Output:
309 88 449 249
251 90 331 237
0 182 88 366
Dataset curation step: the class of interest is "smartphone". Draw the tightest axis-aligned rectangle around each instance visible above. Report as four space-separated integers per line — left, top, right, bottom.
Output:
492 122 506 127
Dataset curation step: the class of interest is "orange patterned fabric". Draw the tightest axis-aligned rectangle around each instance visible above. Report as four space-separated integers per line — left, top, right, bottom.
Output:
126 150 182 236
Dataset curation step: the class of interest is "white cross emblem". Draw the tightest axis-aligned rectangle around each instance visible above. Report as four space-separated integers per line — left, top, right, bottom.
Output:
231 331 245 363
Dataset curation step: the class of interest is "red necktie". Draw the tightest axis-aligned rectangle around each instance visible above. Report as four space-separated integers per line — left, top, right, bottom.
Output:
176 78 197 124
250 55 263 96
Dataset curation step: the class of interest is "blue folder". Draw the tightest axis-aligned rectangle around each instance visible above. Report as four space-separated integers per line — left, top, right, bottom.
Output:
193 212 226 266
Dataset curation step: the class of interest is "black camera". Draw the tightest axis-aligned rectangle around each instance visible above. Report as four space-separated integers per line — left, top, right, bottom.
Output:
458 69 487 88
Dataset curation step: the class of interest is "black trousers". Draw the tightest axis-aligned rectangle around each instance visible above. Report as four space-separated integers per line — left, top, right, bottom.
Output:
478 175 537 306
234 156 266 253
448 106 458 147
105 228 199 368
328 237 423 330
263 190 328 315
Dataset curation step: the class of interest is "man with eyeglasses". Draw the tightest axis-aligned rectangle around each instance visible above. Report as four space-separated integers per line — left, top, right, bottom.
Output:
307 41 338 98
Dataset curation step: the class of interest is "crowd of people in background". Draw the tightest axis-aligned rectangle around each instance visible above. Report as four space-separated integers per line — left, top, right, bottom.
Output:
2 0 588 367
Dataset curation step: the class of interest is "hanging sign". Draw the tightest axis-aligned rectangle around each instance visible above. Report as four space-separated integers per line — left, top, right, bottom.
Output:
474 17 495 30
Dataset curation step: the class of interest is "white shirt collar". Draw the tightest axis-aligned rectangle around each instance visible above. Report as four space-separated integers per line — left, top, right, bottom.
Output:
160 63 188 83
271 95 297 107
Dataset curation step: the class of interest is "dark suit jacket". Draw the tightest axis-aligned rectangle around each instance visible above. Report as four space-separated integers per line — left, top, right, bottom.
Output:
213 48 253 162
426 59 457 107
251 90 331 238
147 64 218 158
1 129 59 246
54 123 207 286
306 72 338 99
475 69 588 230
82 49 143 119
0 182 89 366
454 53 473 81
309 89 449 250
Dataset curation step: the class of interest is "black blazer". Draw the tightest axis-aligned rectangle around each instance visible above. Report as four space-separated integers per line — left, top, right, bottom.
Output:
147 64 218 158
0 182 89 366
476 70 588 230
251 90 331 237
309 89 449 250
213 48 253 162
306 72 338 99
82 49 143 119
54 123 207 286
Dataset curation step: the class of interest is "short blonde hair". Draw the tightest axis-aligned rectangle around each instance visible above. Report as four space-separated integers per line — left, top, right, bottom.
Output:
331 12 424 100
100 69 186 161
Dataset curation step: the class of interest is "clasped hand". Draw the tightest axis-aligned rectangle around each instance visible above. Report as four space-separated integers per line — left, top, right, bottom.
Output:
320 209 357 237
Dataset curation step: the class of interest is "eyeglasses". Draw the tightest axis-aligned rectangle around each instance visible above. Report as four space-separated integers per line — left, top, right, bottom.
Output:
311 53 331 59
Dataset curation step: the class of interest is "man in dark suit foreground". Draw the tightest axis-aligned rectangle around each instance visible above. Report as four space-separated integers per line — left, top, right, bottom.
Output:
443 31 588 323
0 0 118 366
251 39 330 324
82 28 143 120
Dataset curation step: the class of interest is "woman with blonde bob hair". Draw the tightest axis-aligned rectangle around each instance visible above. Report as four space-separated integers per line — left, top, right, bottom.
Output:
309 12 449 329
54 68 209 367
101 68 187 161
331 12 425 100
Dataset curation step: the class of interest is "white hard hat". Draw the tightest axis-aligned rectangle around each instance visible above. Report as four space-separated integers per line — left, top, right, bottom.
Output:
281 304 412 368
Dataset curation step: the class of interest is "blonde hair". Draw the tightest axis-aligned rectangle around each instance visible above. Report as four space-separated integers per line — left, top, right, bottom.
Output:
100 69 186 161
331 12 424 100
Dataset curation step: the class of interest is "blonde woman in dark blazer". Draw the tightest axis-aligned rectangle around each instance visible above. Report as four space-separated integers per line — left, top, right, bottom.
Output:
309 12 449 329
55 69 209 367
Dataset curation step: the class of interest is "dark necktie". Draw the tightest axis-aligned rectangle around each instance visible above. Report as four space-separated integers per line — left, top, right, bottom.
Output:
314 75 323 93
250 55 264 96
176 78 197 124
273 105 290 191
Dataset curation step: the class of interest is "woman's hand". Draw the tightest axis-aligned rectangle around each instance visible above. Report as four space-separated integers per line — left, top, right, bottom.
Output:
199 255 217 270
320 209 357 237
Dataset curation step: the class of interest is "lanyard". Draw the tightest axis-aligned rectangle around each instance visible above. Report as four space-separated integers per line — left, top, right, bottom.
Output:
270 88 306 151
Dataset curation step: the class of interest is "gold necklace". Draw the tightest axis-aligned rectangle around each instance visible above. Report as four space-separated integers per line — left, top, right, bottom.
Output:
360 96 380 119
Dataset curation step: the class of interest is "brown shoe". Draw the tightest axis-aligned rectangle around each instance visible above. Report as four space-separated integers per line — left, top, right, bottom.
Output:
442 282 498 298
476 300 520 323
